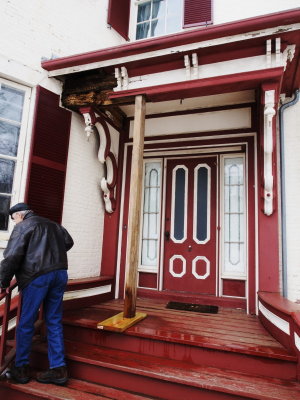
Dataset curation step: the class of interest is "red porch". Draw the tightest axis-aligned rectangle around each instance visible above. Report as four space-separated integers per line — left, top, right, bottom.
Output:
2 297 300 399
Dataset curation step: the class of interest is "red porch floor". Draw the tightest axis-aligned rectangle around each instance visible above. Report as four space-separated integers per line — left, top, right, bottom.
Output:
64 297 294 361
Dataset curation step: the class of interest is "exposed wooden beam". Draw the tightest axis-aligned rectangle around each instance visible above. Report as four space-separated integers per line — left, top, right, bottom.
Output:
123 95 146 318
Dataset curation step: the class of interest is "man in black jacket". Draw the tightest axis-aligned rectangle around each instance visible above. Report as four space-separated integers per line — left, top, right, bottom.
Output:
0 203 74 385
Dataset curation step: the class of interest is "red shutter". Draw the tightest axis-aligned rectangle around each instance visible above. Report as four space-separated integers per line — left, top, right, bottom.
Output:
107 0 130 40
25 86 71 223
183 0 212 28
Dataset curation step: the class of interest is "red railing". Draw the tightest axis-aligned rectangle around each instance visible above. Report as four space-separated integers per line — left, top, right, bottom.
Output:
0 280 20 375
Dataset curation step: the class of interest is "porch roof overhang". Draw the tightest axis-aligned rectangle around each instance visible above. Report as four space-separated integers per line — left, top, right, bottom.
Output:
43 8 300 114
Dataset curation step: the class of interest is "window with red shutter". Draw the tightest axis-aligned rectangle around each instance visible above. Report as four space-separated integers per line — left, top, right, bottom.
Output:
183 0 212 28
25 86 71 224
107 0 131 40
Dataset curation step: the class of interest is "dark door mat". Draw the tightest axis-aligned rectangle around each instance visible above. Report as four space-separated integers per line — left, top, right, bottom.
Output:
166 301 219 314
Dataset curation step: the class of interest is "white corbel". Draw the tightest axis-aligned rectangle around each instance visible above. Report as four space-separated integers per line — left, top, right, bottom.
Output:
82 112 95 140
282 45 296 70
80 108 118 213
275 38 281 66
266 39 272 68
192 53 199 79
263 90 276 216
184 55 191 80
114 66 128 90
121 66 129 90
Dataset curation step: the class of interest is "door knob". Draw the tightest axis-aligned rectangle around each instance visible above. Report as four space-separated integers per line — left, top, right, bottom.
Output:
165 231 170 241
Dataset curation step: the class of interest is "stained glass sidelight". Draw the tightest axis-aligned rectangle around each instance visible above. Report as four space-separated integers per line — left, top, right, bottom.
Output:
141 162 162 268
223 157 246 276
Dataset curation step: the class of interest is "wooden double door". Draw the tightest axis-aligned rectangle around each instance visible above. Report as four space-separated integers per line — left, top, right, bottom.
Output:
163 157 217 295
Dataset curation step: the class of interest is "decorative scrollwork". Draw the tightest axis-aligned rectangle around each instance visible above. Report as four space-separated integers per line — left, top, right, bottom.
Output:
79 107 118 213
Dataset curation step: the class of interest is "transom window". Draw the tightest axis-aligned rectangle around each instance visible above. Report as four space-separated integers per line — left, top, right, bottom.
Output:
0 80 30 232
135 0 183 40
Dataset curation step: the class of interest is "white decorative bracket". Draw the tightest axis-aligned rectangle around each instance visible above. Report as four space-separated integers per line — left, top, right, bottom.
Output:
263 90 276 216
266 38 296 70
79 107 118 213
282 44 296 70
115 66 128 90
184 53 199 80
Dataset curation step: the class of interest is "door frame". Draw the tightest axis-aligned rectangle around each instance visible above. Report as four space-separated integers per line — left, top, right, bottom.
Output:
116 133 258 313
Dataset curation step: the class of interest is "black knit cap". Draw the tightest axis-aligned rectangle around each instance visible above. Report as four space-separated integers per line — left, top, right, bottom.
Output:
9 203 30 217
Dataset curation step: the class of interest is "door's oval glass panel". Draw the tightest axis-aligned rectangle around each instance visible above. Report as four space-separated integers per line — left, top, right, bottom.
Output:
195 166 209 242
173 167 186 241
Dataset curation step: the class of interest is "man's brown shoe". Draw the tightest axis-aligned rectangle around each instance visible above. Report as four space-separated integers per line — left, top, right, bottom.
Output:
10 364 31 384
36 366 68 385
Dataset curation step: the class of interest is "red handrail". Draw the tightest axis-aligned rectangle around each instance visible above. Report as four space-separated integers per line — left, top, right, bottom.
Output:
0 280 19 375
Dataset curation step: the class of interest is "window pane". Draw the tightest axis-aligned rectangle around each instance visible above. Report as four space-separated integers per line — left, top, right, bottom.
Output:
0 120 21 157
173 168 186 241
0 159 15 193
0 84 25 123
136 22 151 39
223 158 246 276
141 162 161 267
137 2 151 22
152 0 165 19
151 18 165 36
0 195 11 230
196 167 208 242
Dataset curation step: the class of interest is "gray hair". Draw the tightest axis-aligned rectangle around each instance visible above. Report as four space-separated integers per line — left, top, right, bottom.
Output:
13 210 32 219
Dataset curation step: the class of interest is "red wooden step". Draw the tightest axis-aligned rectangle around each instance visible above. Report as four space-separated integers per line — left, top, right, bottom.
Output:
62 304 297 380
0 377 156 400
31 340 300 400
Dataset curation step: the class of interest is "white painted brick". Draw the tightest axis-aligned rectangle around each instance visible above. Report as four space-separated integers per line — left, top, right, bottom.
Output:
61 114 106 279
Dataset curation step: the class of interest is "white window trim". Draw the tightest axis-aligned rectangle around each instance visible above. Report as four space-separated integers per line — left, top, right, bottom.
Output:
129 0 184 42
138 158 163 274
170 164 188 244
193 163 211 244
219 153 247 280
0 78 33 242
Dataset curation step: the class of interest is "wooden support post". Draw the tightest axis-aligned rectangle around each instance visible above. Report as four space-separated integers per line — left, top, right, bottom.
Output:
97 95 147 332
123 94 146 318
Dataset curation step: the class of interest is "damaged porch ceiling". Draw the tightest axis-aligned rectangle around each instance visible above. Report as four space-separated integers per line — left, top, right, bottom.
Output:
119 90 256 117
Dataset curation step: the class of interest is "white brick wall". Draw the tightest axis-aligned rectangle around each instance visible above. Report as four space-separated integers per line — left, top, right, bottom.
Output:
283 98 300 303
61 114 105 279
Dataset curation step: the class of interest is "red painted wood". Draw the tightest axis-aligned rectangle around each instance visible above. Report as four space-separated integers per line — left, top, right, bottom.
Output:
107 0 130 41
0 378 154 400
257 84 280 293
184 0 212 27
42 9 300 71
109 68 284 102
100 123 126 277
163 157 217 295
138 272 157 289
31 338 300 400
137 288 246 309
222 279 245 297
25 86 71 224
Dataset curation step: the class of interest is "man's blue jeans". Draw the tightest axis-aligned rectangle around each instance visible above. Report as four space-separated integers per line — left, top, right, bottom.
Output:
15 270 68 369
